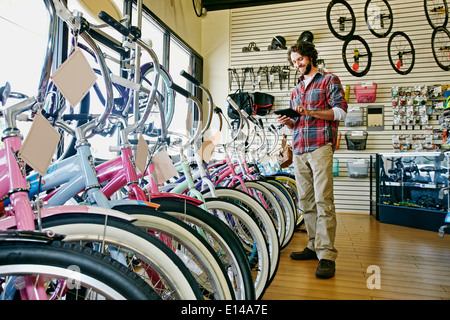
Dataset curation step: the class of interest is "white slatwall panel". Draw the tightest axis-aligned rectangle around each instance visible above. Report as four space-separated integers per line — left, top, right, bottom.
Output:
229 0 450 214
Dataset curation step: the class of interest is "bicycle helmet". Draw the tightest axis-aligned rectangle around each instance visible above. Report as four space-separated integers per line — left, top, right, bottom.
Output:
298 30 314 43
268 36 287 50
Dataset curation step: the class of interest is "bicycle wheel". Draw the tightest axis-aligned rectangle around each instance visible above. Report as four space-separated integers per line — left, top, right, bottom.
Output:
111 204 235 300
235 180 286 247
364 0 393 38
204 198 271 299
140 197 256 300
425 0 448 29
39 213 203 300
260 178 296 249
271 174 304 228
342 35 372 77
431 26 450 71
388 31 415 75
0 238 158 300
326 0 356 40
203 187 280 285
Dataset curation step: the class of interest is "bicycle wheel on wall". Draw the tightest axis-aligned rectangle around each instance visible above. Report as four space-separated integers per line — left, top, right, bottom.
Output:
431 26 450 70
342 35 372 77
388 31 415 75
424 0 448 29
364 0 393 38
326 0 356 40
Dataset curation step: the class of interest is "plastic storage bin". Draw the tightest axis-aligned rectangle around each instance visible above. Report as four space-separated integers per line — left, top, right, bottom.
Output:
333 158 339 177
354 82 377 103
347 159 369 178
345 107 364 127
345 131 368 150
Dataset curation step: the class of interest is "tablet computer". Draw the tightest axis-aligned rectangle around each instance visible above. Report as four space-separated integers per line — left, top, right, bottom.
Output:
274 108 301 118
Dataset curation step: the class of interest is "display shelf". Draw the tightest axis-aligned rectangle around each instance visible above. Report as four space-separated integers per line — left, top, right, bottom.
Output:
375 152 450 234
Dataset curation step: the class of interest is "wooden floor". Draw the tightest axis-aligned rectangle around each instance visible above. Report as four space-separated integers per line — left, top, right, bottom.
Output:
262 213 450 300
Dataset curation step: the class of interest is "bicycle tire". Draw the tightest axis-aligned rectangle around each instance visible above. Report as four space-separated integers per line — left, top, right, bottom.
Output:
271 174 304 228
0 240 159 300
388 31 415 75
110 204 235 300
235 180 286 247
326 0 356 41
202 187 280 285
137 197 256 300
204 198 271 299
342 34 372 77
431 26 450 71
425 0 448 29
364 0 393 38
39 213 203 300
258 179 296 249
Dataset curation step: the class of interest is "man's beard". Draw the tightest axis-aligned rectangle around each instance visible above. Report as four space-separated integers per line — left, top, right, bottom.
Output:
299 61 312 76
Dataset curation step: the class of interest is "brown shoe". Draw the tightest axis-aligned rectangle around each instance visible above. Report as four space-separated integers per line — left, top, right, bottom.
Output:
290 247 318 260
316 259 335 279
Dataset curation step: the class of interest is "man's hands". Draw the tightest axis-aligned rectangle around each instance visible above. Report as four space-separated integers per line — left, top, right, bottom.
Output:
276 105 306 129
276 114 294 129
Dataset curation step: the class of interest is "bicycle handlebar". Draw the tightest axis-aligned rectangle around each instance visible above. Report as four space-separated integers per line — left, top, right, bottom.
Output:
98 11 130 38
168 81 190 98
180 70 201 87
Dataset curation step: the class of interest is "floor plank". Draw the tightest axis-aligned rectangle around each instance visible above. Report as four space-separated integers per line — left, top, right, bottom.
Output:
262 213 450 300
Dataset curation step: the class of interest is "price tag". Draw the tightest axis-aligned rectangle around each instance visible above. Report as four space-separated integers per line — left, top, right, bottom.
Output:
19 111 61 176
51 48 97 107
135 134 148 174
152 149 178 182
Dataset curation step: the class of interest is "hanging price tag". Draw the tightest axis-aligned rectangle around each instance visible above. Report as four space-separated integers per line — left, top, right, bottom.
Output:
19 111 61 176
152 150 178 182
51 48 97 107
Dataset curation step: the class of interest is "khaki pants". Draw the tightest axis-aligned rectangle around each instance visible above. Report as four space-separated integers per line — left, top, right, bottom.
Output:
293 145 338 261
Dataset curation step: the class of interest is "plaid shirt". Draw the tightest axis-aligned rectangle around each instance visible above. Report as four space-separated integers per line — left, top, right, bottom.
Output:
290 70 347 155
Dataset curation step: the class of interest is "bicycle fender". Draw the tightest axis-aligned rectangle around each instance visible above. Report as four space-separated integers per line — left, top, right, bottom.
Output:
147 193 203 206
41 205 137 222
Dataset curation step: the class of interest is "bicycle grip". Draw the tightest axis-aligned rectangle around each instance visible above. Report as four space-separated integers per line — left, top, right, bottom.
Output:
62 114 94 121
168 81 190 98
180 70 201 87
258 118 264 128
98 11 129 37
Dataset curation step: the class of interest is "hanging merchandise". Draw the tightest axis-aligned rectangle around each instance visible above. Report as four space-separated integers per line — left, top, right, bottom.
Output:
354 82 377 103
268 36 287 50
273 134 293 168
242 42 260 52
241 67 256 90
345 130 368 150
345 107 364 127
257 66 270 90
252 92 274 116
298 30 314 43
227 90 253 119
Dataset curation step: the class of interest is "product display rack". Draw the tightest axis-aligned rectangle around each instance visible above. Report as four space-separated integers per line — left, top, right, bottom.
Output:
375 152 450 233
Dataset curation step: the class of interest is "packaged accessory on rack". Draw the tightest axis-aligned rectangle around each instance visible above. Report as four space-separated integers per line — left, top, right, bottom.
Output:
227 90 253 119
252 92 274 116
354 82 377 103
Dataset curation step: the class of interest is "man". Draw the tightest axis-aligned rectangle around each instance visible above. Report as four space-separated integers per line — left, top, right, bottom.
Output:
277 41 347 279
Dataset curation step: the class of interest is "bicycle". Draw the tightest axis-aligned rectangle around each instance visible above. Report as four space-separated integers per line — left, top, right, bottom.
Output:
4 0 206 300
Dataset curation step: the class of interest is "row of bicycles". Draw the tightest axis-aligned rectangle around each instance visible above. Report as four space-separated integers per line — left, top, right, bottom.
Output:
0 0 303 300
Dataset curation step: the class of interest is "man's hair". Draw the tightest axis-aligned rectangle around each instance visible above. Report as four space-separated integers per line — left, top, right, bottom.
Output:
287 40 318 67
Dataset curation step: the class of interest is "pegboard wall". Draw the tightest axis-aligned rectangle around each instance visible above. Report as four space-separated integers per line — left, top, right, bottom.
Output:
229 0 450 214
